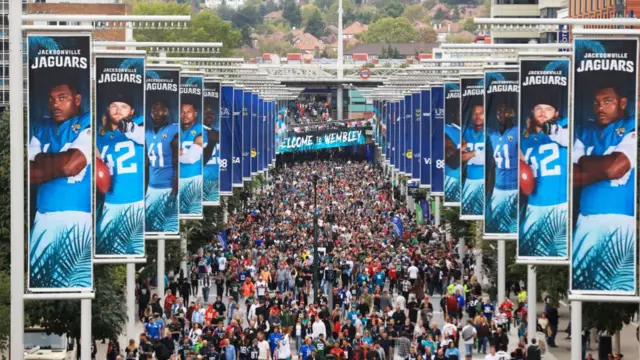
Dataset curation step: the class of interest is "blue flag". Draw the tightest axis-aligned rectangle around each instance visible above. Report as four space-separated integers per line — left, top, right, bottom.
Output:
420 199 430 224
391 215 403 238
218 230 228 249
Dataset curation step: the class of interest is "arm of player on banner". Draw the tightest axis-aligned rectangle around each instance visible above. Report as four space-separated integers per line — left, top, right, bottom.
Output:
124 123 145 145
30 129 90 184
609 131 636 186
180 135 203 164
573 135 634 187
28 136 41 161
548 126 570 147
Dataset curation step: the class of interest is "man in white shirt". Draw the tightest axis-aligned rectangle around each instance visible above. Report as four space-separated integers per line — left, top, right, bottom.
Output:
484 346 510 360
312 317 326 339
257 333 271 360
407 264 420 283
277 333 292 360
218 256 227 272
461 320 477 357
441 318 457 339
256 278 268 301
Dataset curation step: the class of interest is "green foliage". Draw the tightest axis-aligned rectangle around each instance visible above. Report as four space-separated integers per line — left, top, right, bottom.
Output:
305 9 327 38
283 0 303 28
327 0 357 25
416 27 438 43
446 32 474 44
382 1 405 18
314 0 334 10
442 207 474 243
433 8 447 21
354 7 377 25
583 303 639 334
462 17 478 32
257 38 301 57
231 4 263 29
96 204 144 256
402 4 426 22
132 3 241 57
362 17 416 43
25 266 127 341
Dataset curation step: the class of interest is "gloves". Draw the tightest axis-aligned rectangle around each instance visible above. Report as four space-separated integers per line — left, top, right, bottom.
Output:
118 118 135 133
542 121 559 135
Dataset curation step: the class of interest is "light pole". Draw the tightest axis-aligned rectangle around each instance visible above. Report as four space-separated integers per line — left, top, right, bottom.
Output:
312 173 320 304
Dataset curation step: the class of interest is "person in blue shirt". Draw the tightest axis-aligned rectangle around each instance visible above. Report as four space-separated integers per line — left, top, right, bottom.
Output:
299 337 315 360
482 298 495 323
444 106 461 203
373 270 385 289
97 93 145 255
144 316 161 340
573 85 636 285
461 104 485 215
145 100 179 232
455 290 466 320
29 80 92 287
520 93 569 256
486 103 518 232
268 326 283 353
203 102 220 203
179 102 204 214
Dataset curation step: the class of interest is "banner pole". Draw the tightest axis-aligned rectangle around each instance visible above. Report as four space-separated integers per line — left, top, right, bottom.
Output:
527 265 537 345
498 239 506 302
9 0 24 356
571 301 583 360
157 239 166 299
435 196 440 226
127 263 136 339
81 298 92 360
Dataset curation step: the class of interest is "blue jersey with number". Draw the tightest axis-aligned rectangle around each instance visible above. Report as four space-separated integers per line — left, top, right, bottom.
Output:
146 123 178 189
462 127 484 180
445 123 461 178
32 112 91 213
180 122 203 179
97 115 144 204
489 125 519 190
521 117 568 207
576 116 635 216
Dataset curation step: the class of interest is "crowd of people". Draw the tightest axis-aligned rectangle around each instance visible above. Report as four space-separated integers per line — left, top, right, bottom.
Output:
107 158 551 360
285 98 332 125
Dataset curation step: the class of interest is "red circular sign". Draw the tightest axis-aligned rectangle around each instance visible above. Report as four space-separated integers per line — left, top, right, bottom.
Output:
359 67 371 79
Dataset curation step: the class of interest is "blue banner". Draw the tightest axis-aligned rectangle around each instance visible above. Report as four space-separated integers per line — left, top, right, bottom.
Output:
518 58 569 261
404 95 412 176
232 88 243 187
412 92 421 181
431 86 445 195
420 199 430 223
391 215 403 238
399 99 406 174
383 102 388 162
179 74 204 219
251 93 258 175
242 91 252 180
218 230 228 249
269 101 275 166
203 81 221 206
571 38 638 294
484 71 519 239
420 89 431 189
259 97 265 172
219 85 233 195
279 127 366 152
390 102 396 170
444 82 461 206
460 77 485 220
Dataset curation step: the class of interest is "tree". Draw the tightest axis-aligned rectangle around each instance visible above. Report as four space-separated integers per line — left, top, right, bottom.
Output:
231 4 263 29
446 32 474 43
433 8 447 21
462 17 477 32
305 9 327 38
314 0 334 10
327 0 357 25
354 6 377 25
451 7 460 21
402 4 426 23
416 27 438 43
383 1 405 18
132 3 242 57
301 4 321 24
362 17 417 43
282 0 303 28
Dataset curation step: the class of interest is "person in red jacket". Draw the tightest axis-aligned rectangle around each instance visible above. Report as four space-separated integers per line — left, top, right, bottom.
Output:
163 289 176 319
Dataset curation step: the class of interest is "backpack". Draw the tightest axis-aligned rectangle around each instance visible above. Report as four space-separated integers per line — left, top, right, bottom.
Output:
446 296 458 310
475 301 482 314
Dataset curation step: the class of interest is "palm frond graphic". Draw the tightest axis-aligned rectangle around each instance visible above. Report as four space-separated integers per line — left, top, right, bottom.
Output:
30 222 92 289
485 72 506 85
28 36 60 60
145 191 178 232
461 182 484 216
476 79 484 87
572 228 635 292
446 83 460 91
145 70 160 80
518 208 567 257
575 40 606 61
96 205 144 256
485 192 517 234
203 177 220 203
544 60 569 76
180 179 203 215
445 177 460 203
119 57 144 72
185 77 200 85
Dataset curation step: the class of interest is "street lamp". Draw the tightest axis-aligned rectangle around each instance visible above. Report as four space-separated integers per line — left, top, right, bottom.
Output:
311 173 320 304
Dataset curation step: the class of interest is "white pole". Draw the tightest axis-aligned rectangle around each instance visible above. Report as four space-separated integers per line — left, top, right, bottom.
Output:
157 239 166 298
571 301 583 360
9 0 24 357
126 263 136 339
181 231 188 277
337 0 344 80
81 299 92 360
474 248 483 284
434 196 441 226
337 87 344 121
614 331 621 354
498 240 506 302
527 265 537 344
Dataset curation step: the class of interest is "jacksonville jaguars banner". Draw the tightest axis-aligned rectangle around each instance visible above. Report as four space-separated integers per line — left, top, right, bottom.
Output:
571 38 638 295
203 80 221 206
179 74 204 219
258 97 265 173
219 84 233 196
404 95 412 176
279 127 366 153
269 101 276 167
399 98 406 174
389 102 396 170
460 77 485 221
95 54 145 258
261 97 267 173
27 33 93 291
412 92 421 182
517 58 569 261
232 87 243 187
251 93 258 175
420 90 431 189
444 82 461 206
431 85 445 196
484 70 519 239
144 65 180 237
242 91 252 181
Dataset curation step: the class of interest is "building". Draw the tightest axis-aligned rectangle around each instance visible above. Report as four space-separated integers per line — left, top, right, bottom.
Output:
205 0 244 10
344 43 437 62
539 0 565 42
568 0 630 20
343 21 367 39
491 0 540 43
292 32 324 54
